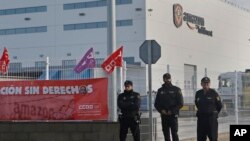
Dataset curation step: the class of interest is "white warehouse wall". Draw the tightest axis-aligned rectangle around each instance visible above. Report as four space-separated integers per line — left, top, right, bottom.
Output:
1 0 250 95
0 0 146 66
145 0 250 93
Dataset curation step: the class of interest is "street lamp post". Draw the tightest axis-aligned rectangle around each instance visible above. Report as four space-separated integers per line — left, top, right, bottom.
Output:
107 0 117 122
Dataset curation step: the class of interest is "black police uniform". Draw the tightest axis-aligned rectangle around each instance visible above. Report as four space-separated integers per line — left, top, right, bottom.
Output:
118 89 141 141
195 88 222 141
154 84 184 141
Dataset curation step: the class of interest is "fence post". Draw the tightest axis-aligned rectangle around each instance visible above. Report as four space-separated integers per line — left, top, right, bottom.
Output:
205 68 207 77
235 71 239 124
123 61 127 81
167 64 170 73
46 57 49 80
117 61 123 94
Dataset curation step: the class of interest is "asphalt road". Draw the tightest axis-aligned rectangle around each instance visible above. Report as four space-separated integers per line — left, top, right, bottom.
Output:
181 133 229 141
139 112 249 141
179 114 250 140
178 116 232 140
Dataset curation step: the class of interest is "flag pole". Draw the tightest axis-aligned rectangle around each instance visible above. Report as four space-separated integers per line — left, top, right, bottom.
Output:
46 56 49 80
107 0 117 122
117 62 123 95
123 61 127 82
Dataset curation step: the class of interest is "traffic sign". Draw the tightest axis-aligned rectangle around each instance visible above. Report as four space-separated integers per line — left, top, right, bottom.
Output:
139 40 161 141
139 40 161 64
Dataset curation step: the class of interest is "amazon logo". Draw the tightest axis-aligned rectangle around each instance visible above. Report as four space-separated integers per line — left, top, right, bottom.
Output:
173 4 213 37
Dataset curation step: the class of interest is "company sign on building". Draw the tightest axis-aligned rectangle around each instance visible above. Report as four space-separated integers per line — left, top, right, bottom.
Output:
173 4 213 37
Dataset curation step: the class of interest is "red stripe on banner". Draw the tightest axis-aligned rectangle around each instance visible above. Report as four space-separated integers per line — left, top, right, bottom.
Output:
0 78 108 121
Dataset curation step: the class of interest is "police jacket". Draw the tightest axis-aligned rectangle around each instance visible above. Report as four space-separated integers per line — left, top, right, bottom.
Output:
195 89 222 116
118 90 141 117
154 84 184 115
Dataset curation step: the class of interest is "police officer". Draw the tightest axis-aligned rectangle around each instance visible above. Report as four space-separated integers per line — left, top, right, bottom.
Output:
195 77 222 141
118 80 141 141
154 73 184 141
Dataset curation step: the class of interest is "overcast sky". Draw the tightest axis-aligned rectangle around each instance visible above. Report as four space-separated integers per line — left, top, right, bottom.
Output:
227 0 250 10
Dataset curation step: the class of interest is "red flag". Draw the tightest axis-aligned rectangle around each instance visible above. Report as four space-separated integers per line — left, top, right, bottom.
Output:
101 46 123 74
0 47 10 74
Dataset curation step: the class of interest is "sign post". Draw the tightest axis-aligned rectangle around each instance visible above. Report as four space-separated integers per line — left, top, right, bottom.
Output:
139 40 161 141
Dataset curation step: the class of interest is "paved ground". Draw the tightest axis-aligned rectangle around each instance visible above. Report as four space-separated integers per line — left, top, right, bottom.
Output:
181 133 229 141
178 116 232 140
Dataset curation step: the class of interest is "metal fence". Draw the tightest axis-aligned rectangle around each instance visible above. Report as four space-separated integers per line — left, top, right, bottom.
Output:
132 63 250 141
2 58 250 140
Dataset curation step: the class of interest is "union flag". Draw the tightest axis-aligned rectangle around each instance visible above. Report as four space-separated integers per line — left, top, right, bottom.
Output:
101 46 123 74
0 47 10 74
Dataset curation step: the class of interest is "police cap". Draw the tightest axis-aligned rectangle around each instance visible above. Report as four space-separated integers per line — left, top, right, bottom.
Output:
201 77 210 83
124 80 133 86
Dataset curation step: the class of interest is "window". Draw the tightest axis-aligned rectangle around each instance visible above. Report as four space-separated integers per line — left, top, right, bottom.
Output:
26 7 36 13
0 30 5 35
5 9 15 15
15 8 26 14
97 22 107 28
5 29 15 35
63 0 132 10
0 26 47 36
62 60 76 67
85 1 98 8
220 79 231 87
26 27 36 33
15 28 26 34
98 1 107 7
85 23 98 29
36 6 47 12
117 0 131 5
63 4 75 10
75 3 85 9
35 61 46 68
0 10 5 15
117 20 133 26
75 24 85 30
36 26 47 32
0 6 47 16
119 20 133 26
64 19 132 31
9 63 22 70
64 24 75 30
123 57 135 64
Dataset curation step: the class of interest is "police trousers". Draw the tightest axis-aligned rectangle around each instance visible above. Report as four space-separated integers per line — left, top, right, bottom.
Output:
197 114 218 141
119 117 140 141
161 115 179 141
